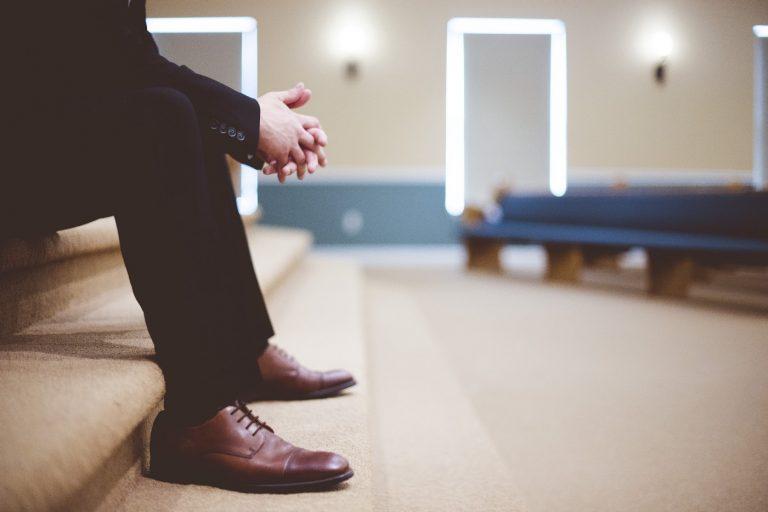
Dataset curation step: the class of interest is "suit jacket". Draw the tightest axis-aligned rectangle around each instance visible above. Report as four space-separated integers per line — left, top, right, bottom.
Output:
6 0 262 168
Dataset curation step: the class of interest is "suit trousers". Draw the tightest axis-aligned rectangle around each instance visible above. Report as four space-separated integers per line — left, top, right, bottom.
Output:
2 87 273 419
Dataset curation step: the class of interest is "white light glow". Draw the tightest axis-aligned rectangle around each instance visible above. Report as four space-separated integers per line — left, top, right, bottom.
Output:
647 31 674 60
755 26 768 38
333 25 372 59
148 17 260 215
329 9 375 60
445 18 568 215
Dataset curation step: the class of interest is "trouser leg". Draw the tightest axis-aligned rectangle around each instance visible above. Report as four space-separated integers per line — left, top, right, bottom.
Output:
114 87 272 420
201 148 274 341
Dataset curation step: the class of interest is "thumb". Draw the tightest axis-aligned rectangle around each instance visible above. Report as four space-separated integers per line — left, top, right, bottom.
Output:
274 82 305 104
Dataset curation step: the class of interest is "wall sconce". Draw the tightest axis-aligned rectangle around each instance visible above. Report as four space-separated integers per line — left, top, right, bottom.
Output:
648 32 673 85
330 11 373 80
344 60 361 80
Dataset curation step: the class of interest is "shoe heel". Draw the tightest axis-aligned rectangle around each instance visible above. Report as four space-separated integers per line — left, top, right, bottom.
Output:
148 412 195 485
149 454 194 485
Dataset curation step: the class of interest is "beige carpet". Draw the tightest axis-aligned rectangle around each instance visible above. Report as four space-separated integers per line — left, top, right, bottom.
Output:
0 218 120 274
367 266 768 512
247 226 313 293
0 286 162 512
366 277 527 512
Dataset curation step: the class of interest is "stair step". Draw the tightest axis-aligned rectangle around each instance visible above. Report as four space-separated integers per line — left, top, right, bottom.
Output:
0 225 312 512
366 277 527 512
0 218 125 336
0 218 120 275
109 255 373 511
247 225 313 294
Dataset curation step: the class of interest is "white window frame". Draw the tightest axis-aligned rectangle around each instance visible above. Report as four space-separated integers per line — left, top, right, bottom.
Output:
445 18 568 216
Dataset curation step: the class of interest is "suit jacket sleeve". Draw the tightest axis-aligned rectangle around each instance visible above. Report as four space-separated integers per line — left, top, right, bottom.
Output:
122 0 263 168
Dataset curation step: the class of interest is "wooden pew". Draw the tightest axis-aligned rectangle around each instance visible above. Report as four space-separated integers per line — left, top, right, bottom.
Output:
462 190 768 298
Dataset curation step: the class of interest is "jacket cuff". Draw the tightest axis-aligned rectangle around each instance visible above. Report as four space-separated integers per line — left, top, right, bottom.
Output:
204 117 262 168
202 94 262 169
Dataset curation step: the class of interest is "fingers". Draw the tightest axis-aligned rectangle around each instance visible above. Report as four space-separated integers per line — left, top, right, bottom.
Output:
266 149 321 182
274 82 305 104
279 161 297 184
290 144 306 166
299 129 315 148
308 127 328 147
275 151 291 171
304 149 319 175
298 114 321 129
263 159 279 175
316 146 327 167
286 88 312 109
296 157 307 180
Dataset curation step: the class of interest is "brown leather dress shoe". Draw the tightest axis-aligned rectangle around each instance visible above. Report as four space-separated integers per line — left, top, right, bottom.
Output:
245 344 356 401
150 401 354 493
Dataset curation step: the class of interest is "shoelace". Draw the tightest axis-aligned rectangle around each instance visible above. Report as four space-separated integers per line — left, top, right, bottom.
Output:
271 344 296 363
231 400 274 436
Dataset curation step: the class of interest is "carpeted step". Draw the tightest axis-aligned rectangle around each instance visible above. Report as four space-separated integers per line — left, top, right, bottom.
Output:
365 277 527 512
0 225 313 512
108 255 374 511
0 218 120 275
0 218 124 336
0 216 307 338
246 225 313 293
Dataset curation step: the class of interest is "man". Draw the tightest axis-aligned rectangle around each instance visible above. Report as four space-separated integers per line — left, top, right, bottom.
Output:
2 0 356 493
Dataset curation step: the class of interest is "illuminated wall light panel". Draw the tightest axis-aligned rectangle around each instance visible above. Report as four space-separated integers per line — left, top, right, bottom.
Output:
445 18 568 216
755 25 768 190
148 17 260 215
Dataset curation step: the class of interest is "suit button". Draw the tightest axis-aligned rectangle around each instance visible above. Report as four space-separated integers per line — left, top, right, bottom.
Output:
219 123 227 134
227 127 237 138
237 131 245 141
210 119 219 130
247 153 254 161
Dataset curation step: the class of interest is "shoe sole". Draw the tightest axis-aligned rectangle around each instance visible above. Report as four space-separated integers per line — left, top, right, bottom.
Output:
244 379 357 402
150 469 355 494
302 379 358 400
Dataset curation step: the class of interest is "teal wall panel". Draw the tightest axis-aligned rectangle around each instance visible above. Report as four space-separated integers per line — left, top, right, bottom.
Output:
257 183 458 245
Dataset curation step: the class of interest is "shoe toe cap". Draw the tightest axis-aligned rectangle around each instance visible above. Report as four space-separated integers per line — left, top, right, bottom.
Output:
323 369 356 388
286 449 351 481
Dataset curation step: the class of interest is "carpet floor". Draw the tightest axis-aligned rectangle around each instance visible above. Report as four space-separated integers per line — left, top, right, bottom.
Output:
366 265 768 512
366 277 527 511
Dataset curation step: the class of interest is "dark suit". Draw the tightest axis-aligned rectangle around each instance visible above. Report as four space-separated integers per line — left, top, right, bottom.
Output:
2 1 271 418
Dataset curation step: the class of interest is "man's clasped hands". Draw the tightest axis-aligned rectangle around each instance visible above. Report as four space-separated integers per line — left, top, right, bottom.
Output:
256 83 328 183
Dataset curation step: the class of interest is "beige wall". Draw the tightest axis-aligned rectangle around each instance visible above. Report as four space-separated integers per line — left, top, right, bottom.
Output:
148 0 768 174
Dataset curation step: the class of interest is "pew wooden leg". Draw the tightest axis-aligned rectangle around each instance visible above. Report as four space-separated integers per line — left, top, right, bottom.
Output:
584 253 621 270
464 238 503 273
545 244 583 282
692 264 712 283
647 251 693 298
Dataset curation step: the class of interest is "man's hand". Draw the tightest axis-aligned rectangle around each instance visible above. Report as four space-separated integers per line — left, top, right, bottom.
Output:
264 128 327 183
257 84 318 171
258 83 328 183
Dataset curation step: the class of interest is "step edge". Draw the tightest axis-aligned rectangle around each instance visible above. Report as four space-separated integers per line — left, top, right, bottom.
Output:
0 218 121 275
